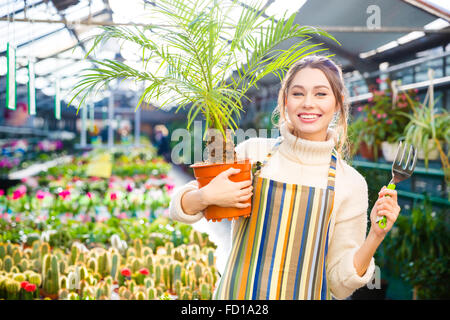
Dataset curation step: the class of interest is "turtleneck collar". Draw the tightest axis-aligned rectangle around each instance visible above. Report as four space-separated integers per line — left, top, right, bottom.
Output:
278 122 337 165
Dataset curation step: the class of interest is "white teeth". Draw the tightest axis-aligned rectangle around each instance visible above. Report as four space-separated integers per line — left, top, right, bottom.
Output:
300 114 319 119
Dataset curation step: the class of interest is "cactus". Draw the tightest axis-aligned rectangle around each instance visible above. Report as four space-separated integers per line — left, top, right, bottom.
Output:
163 266 170 289
32 259 40 273
206 249 215 267
131 257 140 273
12 250 21 265
68 292 79 300
88 257 98 273
0 244 5 260
59 288 69 300
181 268 188 286
144 278 154 289
145 255 154 274
49 255 60 295
59 260 66 274
110 253 119 280
5 279 21 300
70 245 78 265
193 263 202 286
147 287 157 300
200 282 211 300
98 252 110 277
40 243 50 259
174 280 182 298
180 290 191 300
3 255 12 272
155 265 161 286
12 273 25 283
142 247 153 257
165 242 174 255
18 259 29 272
28 273 42 287
135 291 146 300
173 263 182 284
60 276 67 289
133 238 143 258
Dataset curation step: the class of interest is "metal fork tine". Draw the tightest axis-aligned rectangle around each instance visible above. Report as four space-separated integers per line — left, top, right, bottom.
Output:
395 141 403 166
408 146 418 173
404 144 413 170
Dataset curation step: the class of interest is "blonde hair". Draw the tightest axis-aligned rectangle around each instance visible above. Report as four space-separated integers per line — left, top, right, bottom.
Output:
271 55 350 161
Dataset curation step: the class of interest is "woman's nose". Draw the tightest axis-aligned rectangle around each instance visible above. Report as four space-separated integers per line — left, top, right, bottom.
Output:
303 93 314 107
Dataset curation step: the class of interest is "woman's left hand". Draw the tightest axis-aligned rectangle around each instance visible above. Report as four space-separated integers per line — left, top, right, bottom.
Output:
369 186 401 238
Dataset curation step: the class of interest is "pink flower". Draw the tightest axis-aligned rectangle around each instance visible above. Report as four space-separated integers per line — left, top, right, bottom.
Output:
368 97 373 103
126 184 133 192
121 268 131 277
12 185 27 200
0 189 4 197
118 212 128 219
86 192 92 199
382 113 387 118
387 119 393 125
36 190 46 200
165 184 175 192
377 114 382 119
357 106 363 112
58 189 71 200
376 78 383 84
110 192 117 201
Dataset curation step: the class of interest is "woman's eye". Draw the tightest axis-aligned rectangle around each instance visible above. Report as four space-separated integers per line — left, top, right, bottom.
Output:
293 92 303 96
316 92 327 96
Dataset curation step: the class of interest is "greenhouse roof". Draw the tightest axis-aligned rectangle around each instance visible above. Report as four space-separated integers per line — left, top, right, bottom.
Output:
0 0 448 112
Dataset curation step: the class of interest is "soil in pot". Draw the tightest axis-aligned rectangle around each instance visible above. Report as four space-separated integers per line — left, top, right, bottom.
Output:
190 159 252 222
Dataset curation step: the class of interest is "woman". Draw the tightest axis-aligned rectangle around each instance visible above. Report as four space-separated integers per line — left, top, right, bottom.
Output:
169 56 400 300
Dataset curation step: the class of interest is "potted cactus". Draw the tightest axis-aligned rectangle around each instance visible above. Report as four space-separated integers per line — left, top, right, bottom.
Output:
69 0 338 221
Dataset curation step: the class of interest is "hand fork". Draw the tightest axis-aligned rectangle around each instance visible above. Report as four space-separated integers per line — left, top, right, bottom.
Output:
375 141 418 229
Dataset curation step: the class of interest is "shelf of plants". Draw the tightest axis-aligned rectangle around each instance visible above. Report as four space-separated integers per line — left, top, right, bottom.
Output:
0 145 219 300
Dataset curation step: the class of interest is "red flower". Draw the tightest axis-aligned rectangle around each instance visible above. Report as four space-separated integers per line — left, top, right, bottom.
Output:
121 268 131 277
110 192 117 201
139 268 149 275
21 281 29 289
24 283 36 292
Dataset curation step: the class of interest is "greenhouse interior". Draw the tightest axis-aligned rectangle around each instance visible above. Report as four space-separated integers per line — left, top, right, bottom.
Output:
0 0 448 302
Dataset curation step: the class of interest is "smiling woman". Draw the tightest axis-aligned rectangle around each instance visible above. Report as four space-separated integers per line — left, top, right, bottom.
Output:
171 55 403 300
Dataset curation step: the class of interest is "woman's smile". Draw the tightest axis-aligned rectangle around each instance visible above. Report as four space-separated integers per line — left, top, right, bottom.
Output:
298 112 323 123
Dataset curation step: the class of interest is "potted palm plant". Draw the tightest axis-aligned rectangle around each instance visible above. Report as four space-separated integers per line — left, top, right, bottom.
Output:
69 0 338 221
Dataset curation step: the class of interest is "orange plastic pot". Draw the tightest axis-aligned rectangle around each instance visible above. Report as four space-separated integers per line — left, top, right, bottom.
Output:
190 159 252 222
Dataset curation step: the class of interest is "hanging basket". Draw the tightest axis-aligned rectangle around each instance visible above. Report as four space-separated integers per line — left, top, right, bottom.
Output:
190 159 252 222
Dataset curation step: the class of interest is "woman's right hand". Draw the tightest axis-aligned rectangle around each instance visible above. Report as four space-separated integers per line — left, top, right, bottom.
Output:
200 167 253 209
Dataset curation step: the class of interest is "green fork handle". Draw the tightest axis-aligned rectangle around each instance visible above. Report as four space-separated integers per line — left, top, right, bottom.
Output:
377 183 396 229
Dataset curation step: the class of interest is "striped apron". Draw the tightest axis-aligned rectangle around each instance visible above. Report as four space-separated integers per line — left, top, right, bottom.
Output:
214 137 337 300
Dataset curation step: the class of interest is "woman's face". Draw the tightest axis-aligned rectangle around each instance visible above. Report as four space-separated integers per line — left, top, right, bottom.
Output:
285 67 338 141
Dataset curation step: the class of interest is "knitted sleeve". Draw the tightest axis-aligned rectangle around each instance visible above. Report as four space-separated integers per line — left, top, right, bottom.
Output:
168 138 257 224
326 169 376 299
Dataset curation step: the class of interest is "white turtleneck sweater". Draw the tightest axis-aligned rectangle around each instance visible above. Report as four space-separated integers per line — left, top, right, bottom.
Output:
169 123 376 300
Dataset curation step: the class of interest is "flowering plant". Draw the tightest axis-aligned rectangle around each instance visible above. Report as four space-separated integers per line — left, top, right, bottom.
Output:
352 78 418 160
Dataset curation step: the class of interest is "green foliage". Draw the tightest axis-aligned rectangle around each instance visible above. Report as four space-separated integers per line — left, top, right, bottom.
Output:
381 198 449 299
69 0 337 140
